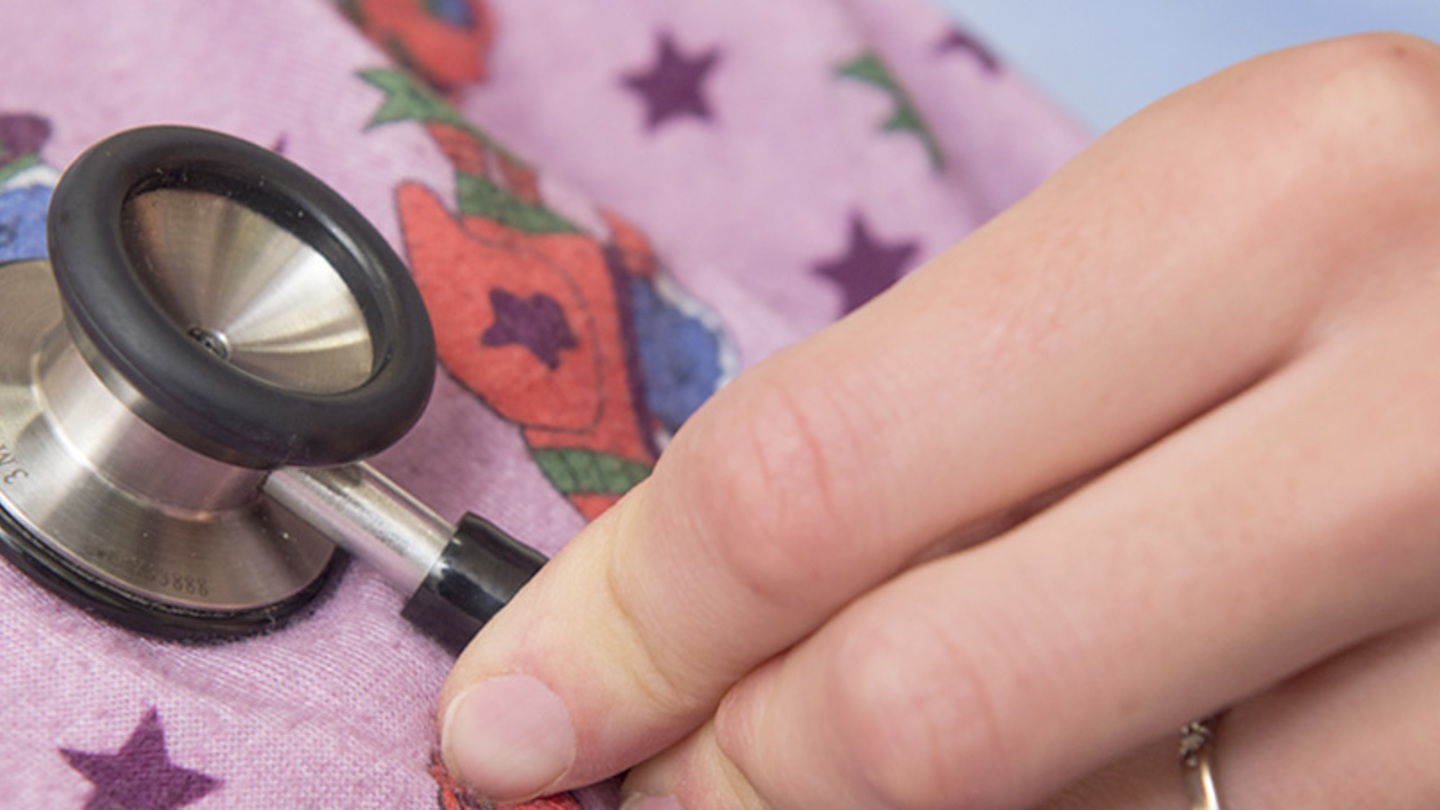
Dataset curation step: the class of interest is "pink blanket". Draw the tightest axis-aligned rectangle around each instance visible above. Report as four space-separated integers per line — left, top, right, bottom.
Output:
0 1 1085 807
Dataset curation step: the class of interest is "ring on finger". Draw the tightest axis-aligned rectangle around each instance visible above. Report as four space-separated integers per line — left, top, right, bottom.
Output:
1180 716 1224 810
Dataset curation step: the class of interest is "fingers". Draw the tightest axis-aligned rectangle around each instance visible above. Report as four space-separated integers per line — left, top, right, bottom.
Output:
1202 620 1440 808
438 34 1440 804
620 309 1440 809
1039 616 1440 810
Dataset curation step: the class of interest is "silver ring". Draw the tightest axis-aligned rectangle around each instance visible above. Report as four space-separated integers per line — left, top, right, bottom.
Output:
1180 716 1223 810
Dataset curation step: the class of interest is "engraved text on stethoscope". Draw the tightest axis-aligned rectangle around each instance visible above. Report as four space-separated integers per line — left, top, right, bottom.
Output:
90 544 212 598
0 443 29 485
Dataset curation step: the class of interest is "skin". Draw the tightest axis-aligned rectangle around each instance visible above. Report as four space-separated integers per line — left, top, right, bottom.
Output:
438 33 1440 809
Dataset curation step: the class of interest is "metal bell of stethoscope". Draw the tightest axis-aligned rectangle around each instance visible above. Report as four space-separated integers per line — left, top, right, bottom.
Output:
0 125 545 652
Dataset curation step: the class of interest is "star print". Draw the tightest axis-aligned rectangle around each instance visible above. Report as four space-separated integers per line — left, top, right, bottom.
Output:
622 33 722 129
936 27 1000 72
482 288 579 369
60 708 221 810
814 215 920 314
0 113 49 164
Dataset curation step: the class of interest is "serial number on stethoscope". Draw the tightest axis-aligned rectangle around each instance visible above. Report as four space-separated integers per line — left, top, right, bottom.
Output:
0 440 213 599
126 561 213 599
89 545 213 598
153 570 212 597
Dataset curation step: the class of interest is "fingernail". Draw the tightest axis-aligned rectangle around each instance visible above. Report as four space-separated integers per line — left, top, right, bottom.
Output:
441 674 577 802
620 796 683 810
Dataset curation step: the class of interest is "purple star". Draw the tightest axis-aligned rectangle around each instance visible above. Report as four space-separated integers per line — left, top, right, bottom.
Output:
61 708 221 810
482 288 578 369
815 215 920 315
936 27 1000 72
622 33 722 129
0 113 49 164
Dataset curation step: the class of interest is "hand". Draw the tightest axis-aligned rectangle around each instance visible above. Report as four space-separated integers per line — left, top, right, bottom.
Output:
436 34 1440 809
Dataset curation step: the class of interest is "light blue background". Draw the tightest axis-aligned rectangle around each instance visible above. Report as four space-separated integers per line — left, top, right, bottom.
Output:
929 1 1440 133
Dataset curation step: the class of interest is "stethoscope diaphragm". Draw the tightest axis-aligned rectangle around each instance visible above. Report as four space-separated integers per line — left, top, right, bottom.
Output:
0 126 542 645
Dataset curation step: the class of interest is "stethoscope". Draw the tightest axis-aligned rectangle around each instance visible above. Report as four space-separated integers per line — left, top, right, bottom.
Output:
0 125 545 652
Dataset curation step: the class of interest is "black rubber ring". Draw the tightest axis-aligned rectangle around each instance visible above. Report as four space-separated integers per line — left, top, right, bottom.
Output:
47 126 436 467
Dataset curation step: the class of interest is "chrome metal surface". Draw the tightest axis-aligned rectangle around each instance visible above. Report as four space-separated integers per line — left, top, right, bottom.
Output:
36 332 264 512
122 188 373 394
265 463 451 596
0 261 336 611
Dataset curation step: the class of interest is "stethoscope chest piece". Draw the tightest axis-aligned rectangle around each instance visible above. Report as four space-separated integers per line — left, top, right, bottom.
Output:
0 126 436 639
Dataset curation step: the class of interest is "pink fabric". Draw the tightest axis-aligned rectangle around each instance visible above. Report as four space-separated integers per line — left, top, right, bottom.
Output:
0 1 1086 807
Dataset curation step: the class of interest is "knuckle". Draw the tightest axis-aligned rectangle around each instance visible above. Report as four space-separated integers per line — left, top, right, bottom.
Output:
1278 34 1440 183
825 612 1014 810
664 365 868 606
1193 34 1440 302
598 537 704 717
